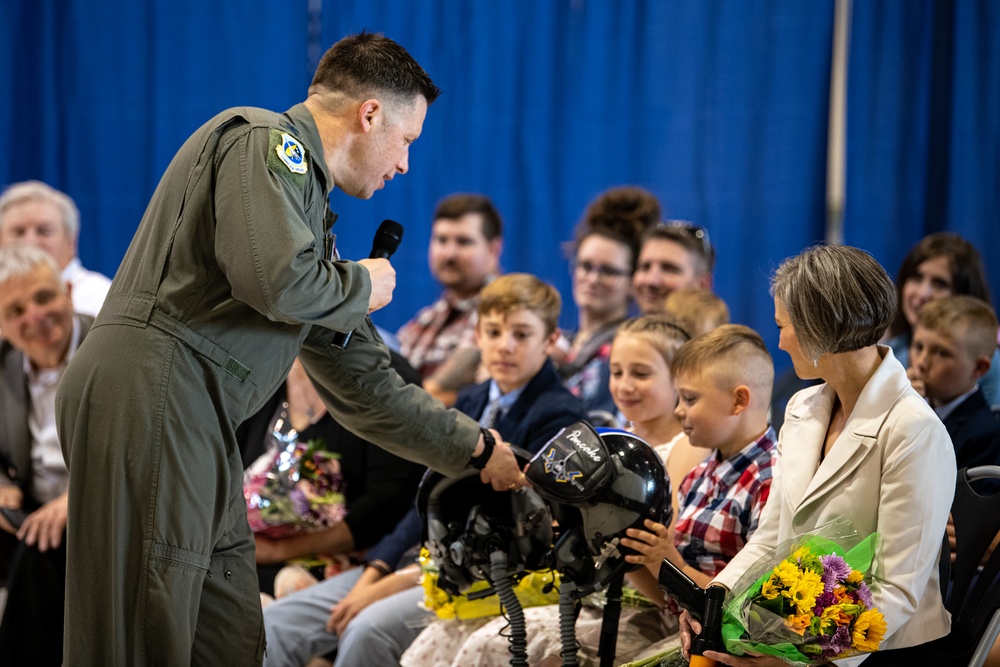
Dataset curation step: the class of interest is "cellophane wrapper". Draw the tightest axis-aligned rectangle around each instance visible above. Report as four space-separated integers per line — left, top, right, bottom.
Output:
244 411 346 539
720 517 886 665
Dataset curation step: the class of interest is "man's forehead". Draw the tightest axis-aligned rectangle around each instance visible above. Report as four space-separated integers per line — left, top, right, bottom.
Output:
432 214 486 239
0 264 63 297
2 199 63 224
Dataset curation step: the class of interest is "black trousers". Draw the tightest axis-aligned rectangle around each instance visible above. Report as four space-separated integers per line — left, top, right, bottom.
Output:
0 536 67 667
861 637 953 667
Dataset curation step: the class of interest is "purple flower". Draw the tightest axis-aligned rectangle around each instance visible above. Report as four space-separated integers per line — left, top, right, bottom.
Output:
820 554 852 591
856 581 874 608
815 591 836 609
819 625 853 659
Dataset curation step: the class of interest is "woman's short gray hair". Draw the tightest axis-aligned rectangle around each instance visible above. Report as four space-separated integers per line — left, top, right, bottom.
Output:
0 244 62 286
771 245 896 359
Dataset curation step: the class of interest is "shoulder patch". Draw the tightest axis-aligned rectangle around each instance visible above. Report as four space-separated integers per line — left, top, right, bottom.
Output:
275 132 308 174
267 128 307 188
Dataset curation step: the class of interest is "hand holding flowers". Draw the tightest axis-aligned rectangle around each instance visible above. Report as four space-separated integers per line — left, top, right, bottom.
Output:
244 421 347 539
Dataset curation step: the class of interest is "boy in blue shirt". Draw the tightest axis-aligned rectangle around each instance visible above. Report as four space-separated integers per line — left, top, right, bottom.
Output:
262 273 585 667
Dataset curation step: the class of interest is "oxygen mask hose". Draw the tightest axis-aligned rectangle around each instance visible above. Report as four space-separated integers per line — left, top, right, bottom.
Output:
490 550 528 667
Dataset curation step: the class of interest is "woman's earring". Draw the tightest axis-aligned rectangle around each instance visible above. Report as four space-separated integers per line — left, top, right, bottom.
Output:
813 357 819 369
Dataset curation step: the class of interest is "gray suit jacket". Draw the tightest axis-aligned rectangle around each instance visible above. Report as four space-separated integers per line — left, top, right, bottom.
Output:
0 315 93 500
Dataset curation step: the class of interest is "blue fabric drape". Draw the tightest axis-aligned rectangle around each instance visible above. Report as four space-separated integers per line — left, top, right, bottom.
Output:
845 0 1000 303
6 1 995 377
323 0 833 368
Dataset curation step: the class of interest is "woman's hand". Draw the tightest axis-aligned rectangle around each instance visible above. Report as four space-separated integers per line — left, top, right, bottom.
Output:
699 651 791 666
680 609 789 667
679 609 702 660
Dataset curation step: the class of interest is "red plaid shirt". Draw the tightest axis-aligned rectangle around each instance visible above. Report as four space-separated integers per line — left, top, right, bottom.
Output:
396 293 478 379
674 428 778 577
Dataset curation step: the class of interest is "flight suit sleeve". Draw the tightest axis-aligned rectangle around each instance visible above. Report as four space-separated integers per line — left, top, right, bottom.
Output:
212 123 369 333
298 320 480 477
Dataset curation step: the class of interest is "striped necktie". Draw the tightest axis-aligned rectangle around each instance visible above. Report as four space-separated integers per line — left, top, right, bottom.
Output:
481 398 503 429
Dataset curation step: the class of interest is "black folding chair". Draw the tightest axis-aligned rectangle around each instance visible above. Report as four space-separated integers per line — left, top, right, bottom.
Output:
943 465 1000 667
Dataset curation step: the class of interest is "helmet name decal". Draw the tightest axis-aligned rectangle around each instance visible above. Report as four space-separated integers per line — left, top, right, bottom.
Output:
541 448 585 489
566 429 602 462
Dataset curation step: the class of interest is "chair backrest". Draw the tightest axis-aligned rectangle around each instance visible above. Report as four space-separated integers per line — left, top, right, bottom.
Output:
946 466 1000 651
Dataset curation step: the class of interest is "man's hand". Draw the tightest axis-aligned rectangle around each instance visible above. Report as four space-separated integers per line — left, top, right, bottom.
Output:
19 492 68 552
358 258 396 313
0 485 23 534
478 429 530 492
325 564 419 635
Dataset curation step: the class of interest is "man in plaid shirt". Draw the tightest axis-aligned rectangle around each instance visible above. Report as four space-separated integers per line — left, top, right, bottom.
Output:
396 194 502 403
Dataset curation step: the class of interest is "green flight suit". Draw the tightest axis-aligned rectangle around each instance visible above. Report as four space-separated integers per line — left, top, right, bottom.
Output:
56 103 479 666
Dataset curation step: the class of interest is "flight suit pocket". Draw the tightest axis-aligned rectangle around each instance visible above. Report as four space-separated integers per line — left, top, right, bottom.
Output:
144 542 211 664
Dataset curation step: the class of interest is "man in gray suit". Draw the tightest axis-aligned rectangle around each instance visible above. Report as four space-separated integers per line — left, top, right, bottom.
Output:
0 244 89 666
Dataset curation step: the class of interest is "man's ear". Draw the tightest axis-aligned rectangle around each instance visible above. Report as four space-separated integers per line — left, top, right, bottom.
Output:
731 384 751 416
358 99 382 133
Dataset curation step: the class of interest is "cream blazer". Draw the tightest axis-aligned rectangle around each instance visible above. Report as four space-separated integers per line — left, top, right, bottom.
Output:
714 346 955 663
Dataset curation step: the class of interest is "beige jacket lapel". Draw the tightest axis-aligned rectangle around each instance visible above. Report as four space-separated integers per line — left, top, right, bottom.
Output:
790 347 909 513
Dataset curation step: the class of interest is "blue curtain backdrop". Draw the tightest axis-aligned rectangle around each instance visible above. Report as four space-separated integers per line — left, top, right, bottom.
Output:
845 0 1000 302
2 1 997 375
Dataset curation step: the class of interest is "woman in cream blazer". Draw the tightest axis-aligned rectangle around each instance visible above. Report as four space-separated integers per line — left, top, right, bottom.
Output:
682 245 955 667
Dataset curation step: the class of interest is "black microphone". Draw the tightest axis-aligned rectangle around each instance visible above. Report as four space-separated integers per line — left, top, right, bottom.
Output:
330 219 404 350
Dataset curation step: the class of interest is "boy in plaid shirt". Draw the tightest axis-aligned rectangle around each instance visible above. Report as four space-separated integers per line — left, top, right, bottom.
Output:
623 324 778 588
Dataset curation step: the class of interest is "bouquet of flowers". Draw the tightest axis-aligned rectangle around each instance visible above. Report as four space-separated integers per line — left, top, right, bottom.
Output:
244 405 347 539
719 520 885 664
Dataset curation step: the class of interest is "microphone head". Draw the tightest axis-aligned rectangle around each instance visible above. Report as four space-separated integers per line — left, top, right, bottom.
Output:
372 219 404 258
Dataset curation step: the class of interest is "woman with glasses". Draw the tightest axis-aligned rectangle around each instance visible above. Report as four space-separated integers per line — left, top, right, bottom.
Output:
560 187 660 419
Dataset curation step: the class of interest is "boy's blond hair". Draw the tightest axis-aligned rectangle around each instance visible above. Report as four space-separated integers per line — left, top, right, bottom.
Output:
663 288 730 338
671 324 774 403
916 296 999 360
478 273 561 334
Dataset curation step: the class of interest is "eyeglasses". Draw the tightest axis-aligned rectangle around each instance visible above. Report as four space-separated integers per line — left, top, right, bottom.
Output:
656 220 713 259
571 259 631 280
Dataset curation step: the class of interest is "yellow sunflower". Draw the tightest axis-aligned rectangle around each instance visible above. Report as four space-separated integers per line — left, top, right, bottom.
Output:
852 608 887 652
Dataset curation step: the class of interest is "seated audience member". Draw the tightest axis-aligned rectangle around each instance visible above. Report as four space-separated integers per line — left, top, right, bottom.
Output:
680 245 955 666
262 273 585 667
560 186 660 417
663 287 730 338
405 322 777 666
0 245 88 666
884 232 999 405
632 220 715 315
0 181 112 318
907 296 1000 472
238 355 426 596
396 193 503 406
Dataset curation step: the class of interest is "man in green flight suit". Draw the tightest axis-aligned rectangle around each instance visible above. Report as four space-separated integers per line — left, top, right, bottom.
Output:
55 32 526 666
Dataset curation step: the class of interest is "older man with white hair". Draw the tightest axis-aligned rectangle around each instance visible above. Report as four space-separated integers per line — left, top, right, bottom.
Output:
0 180 112 318
0 244 88 666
